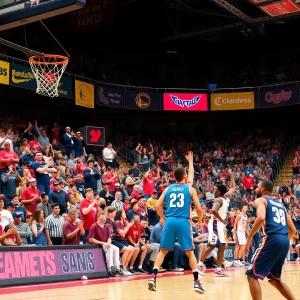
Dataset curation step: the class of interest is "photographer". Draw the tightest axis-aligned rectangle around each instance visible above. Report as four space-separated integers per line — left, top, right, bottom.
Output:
83 159 101 192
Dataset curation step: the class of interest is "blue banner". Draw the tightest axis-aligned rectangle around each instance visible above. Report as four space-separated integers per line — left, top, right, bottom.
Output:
96 86 124 108
58 76 74 99
10 63 74 99
125 90 161 110
10 63 36 91
258 86 300 108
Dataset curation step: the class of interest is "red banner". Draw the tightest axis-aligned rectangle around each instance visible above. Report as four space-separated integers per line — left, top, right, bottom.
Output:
68 0 114 31
163 93 208 111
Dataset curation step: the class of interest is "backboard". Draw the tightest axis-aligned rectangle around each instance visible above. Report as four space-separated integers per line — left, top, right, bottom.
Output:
0 0 86 31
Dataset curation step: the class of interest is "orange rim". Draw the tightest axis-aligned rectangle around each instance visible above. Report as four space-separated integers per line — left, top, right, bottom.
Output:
29 54 69 65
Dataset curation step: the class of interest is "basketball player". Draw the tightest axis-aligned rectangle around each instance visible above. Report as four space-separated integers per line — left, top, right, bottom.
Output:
245 179 296 300
147 152 205 294
198 169 235 277
233 205 248 267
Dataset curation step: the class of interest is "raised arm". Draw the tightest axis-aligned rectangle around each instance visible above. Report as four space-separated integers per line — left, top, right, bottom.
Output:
135 143 142 155
225 169 236 198
185 151 194 186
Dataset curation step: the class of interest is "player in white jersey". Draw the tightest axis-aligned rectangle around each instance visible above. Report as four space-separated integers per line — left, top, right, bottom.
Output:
233 205 248 267
198 169 235 277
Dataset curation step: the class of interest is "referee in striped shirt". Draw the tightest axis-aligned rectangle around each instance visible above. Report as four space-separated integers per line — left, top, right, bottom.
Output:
45 203 64 245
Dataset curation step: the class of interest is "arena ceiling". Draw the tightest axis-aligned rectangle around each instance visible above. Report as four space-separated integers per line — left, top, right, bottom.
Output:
120 0 300 44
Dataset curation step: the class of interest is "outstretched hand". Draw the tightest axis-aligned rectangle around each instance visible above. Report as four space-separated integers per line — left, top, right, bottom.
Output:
185 151 193 163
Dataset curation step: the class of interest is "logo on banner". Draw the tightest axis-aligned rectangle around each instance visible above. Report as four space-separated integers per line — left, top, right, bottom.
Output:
11 69 35 84
0 60 9 85
264 90 292 104
211 92 254 111
75 80 94 109
135 93 150 108
170 95 201 108
163 93 208 111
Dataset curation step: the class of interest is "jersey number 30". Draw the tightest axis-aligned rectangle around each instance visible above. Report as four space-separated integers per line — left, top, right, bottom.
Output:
170 193 184 208
272 207 286 226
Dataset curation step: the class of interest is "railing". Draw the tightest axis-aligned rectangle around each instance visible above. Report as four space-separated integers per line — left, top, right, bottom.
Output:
118 148 134 165
1 52 300 92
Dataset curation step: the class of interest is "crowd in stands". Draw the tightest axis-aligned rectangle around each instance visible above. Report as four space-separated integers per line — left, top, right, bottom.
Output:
0 115 299 277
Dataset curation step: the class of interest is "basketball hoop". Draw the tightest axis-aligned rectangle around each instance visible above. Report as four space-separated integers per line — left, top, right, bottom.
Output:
29 54 69 98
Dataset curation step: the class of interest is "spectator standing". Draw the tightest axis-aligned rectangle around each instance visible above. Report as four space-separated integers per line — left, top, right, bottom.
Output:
84 160 101 192
31 209 47 246
63 127 74 157
45 203 64 245
31 152 57 195
73 131 86 158
49 181 68 215
62 208 85 245
37 192 52 218
1 165 22 207
13 212 33 245
80 188 100 244
102 142 117 168
21 178 41 214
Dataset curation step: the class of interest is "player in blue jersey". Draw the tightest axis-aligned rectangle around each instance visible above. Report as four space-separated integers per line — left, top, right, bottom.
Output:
148 152 204 294
245 179 296 300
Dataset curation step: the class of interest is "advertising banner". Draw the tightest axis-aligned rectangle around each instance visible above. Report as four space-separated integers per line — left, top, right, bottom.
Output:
0 60 9 85
210 92 255 111
258 86 299 108
75 80 95 108
96 86 124 108
163 93 208 111
57 76 74 99
125 90 161 110
10 63 36 90
0 245 108 287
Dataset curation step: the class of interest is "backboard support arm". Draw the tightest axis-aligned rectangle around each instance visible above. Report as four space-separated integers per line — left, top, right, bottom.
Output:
0 37 44 57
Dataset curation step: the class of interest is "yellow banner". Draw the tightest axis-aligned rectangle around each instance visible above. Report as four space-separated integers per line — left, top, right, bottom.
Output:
211 92 255 111
75 80 94 109
0 60 10 85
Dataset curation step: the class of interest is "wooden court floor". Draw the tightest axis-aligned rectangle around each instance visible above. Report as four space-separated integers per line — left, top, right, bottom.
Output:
1 262 300 300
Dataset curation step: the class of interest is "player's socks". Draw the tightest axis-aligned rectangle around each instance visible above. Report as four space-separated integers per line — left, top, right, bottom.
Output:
216 267 222 271
152 267 159 279
198 261 204 267
192 269 198 281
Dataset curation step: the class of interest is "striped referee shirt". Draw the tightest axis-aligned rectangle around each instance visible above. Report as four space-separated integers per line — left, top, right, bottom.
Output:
45 214 64 238
111 200 123 211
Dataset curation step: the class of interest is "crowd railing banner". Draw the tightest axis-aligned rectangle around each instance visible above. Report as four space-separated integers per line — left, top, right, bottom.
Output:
3 54 300 110
75 79 95 109
96 85 124 108
0 245 108 287
258 85 300 108
163 93 208 111
125 90 161 110
0 60 9 85
210 91 255 111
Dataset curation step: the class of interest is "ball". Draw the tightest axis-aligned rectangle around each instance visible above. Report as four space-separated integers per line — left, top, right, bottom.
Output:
81 275 88 280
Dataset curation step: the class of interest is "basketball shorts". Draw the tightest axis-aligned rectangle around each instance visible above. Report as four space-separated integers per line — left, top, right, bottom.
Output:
208 218 226 247
246 234 289 282
160 217 194 252
236 230 247 246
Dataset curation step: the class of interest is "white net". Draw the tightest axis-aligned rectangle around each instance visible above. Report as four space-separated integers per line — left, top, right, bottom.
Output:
29 55 69 98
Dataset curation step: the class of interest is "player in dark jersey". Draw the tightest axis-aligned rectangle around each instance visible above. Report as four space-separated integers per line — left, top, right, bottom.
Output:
245 179 296 300
147 152 204 294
